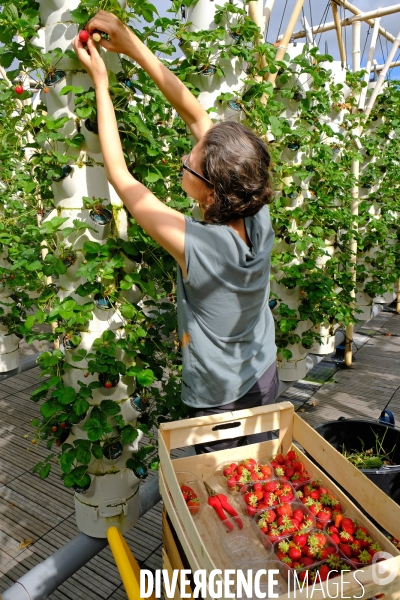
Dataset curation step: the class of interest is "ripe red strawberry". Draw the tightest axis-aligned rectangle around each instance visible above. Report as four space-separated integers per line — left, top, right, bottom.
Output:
356 525 370 537
223 467 232 477
243 492 258 506
309 490 321 501
51 426 58 433
246 505 258 517
351 540 363 555
253 482 263 492
299 557 314 567
285 467 295 478
227 476 238 489
60 422 67 429
263 480 278 492
317 509 332 523
275 453 285 464
187 498 200 514
293 533 308 547
260 465 273 478
104 380 113 389
14 85 24 95
286 450 297 461
327 525 338 534
276 503 293 517
340 543 352 558
180 485 196 500
292 460 304 473
79 29 89 43
319 546 337 560
293 509 305 523
341 517 356 535
262 509 277 524
339 531 354 543
329 533 341 545
289 547 302 561
280 492 295 503
276 550 288 561
319 565 330 582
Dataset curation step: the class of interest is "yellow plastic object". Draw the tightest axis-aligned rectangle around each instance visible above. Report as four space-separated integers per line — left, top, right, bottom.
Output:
107 526 156 600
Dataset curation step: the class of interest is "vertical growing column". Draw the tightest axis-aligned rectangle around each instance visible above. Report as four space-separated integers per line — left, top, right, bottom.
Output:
36 0 143 537
0 249 20 373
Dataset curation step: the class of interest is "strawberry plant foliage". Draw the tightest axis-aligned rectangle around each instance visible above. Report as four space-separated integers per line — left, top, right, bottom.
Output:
0 0 399 485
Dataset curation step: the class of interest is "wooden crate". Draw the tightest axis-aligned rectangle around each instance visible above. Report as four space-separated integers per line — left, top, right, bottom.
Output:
159 401 400 599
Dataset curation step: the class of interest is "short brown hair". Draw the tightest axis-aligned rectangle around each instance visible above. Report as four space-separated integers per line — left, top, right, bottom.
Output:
200 121 273 224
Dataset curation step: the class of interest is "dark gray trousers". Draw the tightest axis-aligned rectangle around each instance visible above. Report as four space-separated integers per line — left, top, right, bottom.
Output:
188 362 279 454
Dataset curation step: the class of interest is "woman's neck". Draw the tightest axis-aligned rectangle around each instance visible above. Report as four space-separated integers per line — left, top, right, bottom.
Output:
228 218 251 248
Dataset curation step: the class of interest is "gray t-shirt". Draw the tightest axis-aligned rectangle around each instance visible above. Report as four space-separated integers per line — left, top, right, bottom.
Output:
176 205 276 408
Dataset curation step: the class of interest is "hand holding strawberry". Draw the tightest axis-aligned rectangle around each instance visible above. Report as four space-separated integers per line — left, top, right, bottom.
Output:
72 35 108 89
86 10 138 57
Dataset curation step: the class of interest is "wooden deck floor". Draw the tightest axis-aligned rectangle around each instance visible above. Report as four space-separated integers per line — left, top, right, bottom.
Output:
0 307 399 598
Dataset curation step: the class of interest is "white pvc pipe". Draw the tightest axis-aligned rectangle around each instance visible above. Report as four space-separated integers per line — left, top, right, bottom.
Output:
264 0 276 34
358 17 380 110
365 27 400 118
301 15 315 45
348 4 400 23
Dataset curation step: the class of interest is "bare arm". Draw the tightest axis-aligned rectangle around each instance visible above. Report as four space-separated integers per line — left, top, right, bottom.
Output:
86 11 212 142
72 36 187 277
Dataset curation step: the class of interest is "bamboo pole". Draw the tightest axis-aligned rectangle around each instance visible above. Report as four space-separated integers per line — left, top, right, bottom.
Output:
364 27 400 119
268 0 305 86
248 0 269 98
397 278 400 314
358 18 381 111
345 20 361 367
331 1 347 66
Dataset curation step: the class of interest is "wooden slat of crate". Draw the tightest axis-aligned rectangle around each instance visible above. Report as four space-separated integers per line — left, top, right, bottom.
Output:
159 402 400 600
292 413 400 540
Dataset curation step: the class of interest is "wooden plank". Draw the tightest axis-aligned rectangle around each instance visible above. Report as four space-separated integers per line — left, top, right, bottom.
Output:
292 412 400 539
162 548 181 600
159 402 293 451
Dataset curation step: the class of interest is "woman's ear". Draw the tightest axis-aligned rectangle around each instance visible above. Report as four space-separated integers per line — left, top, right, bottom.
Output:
203 188 215 209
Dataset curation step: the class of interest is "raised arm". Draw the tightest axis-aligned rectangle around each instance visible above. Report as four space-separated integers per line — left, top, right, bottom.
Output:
72 36 188 277
86 11 213 142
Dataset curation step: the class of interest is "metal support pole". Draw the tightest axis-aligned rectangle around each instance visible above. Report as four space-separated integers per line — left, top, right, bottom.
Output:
345 20 361 367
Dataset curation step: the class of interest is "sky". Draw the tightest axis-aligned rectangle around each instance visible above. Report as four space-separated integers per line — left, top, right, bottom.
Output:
151 0 400 78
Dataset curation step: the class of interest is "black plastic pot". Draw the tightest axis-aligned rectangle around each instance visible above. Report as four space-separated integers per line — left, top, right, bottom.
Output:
314 411 400 504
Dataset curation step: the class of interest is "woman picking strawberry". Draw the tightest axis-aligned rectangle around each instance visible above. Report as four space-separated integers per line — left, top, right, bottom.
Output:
72 11 278 453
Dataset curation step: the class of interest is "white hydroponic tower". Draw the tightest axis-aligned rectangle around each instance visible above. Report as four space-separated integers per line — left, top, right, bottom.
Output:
34 0 143 537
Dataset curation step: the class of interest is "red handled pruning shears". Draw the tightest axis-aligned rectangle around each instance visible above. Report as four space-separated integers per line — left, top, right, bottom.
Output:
204 482 243 531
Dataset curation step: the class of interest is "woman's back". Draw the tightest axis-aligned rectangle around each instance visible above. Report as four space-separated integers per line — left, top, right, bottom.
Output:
177 205 276 408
